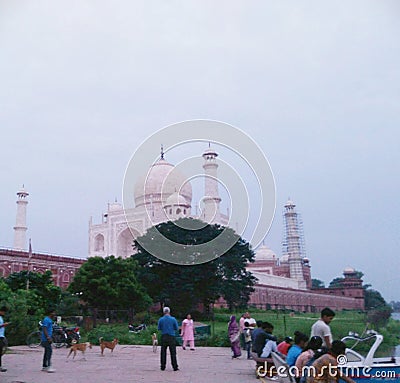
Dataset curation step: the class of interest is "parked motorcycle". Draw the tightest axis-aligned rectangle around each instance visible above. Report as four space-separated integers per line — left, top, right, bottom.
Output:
26 321 80 348
128 323 147 333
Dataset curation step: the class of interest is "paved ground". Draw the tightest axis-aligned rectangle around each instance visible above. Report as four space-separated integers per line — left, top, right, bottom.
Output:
1 345 259 383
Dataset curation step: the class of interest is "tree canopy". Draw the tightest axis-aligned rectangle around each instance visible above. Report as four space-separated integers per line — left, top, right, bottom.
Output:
5 270 61 311
134 218 257 316
311 278 325 289
68 256 151 313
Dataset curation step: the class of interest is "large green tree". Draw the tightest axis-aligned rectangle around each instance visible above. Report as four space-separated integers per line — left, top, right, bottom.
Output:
68 256 152 322
5 270 61 312
134 219 256 316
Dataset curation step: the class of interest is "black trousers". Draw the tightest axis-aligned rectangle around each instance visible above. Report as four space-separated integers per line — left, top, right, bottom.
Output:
0 337 5 366
41 341 52 368
160 334 178 370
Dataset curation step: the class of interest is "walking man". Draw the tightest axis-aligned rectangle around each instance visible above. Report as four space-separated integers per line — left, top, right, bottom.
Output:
41 308 56 373
0 306 10 372
158 307 179 371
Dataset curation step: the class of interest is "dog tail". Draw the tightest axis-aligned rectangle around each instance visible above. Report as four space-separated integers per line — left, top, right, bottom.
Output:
99 337 103 344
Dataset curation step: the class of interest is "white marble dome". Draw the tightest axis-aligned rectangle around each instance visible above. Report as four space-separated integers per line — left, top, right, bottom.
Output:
255 244 277 261
134 159 192 208
164 191 190 207
280 254 289 263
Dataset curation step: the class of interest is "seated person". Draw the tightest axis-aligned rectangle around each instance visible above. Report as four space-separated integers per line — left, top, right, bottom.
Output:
277 336 293 356
296 336 323 379
260 323 278 358
286 331 308 366
251 320 264 343
306 340 355 383
253 321 277 357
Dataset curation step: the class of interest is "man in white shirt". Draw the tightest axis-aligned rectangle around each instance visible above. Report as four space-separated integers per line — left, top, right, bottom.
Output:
310 307 335 349
246 312 257 328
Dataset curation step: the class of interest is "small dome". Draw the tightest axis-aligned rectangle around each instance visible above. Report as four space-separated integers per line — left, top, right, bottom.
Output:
255 245 277 261
134 158 192 208
280 254 289 263
164 192 190 207
344 267 355 274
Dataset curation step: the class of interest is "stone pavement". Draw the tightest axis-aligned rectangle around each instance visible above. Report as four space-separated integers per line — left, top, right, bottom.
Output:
1 345 259 383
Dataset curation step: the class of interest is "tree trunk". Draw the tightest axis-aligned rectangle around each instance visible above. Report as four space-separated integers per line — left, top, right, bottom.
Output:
92 307 98 328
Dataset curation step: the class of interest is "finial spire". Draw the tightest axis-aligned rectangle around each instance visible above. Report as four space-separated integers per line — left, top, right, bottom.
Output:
160 144 164 160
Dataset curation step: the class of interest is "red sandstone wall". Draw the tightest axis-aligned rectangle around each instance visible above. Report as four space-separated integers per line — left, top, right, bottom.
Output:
0 248 84 289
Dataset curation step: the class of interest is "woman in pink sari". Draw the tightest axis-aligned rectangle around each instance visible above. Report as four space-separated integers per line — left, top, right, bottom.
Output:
228 315 241 359
181 313 195 350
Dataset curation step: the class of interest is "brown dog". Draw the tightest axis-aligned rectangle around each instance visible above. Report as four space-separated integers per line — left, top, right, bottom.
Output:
99 337 118 356
67 342 92 359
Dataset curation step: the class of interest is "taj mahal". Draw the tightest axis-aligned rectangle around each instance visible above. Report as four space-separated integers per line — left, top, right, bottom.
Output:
0 145 365 311
88 146 229 258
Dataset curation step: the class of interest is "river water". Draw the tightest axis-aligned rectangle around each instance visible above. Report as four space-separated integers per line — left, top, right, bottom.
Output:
392 312 400 356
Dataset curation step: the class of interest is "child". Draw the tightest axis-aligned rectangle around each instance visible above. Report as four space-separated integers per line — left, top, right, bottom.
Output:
244 321 252 359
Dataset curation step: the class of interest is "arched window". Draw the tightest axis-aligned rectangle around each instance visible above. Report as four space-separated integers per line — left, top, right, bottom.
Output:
176 208 181 214
117 228 135 258
94 234 105 251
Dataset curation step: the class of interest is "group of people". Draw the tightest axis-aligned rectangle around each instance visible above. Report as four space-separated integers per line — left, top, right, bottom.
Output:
228 308 356 383
0 305 357 382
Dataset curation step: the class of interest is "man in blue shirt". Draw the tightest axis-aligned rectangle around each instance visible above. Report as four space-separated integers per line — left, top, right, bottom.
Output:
0 306 9 372
41 308 56 373
158 307 179 371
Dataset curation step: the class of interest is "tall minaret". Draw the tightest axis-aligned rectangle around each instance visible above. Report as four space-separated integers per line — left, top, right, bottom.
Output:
13 186 29 251
283 199 305 283
202 145 221 223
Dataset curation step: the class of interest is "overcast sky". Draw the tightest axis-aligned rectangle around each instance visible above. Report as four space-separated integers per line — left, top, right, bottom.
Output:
0 1 399 301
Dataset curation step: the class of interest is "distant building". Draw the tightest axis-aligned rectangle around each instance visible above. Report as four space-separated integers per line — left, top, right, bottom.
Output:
0 187 84 288
0 247 84 289
220 200 365 311
0 154 364 311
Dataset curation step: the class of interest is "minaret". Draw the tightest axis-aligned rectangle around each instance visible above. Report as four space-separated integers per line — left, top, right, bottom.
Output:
13 186 29 251
202 144 221 223
283 199 305 282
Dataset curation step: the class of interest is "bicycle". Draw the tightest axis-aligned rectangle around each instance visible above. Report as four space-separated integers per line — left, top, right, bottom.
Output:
26 322 68 348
